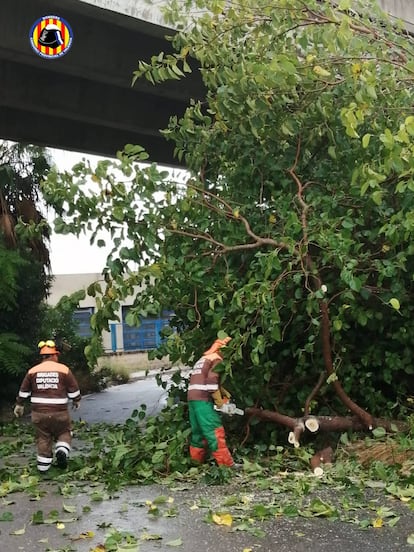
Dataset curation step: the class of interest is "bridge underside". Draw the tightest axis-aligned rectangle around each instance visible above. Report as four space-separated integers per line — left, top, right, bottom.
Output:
0 0 204 165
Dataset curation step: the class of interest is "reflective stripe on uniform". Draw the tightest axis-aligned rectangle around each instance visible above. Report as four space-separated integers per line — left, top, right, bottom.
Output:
56 440 70 450
31 397 68 404
37 455 53 472
55 440 71 455
188 384 218 391
68 390 81 399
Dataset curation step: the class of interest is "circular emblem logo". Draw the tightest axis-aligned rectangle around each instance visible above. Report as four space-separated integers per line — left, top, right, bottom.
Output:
29 15 73 59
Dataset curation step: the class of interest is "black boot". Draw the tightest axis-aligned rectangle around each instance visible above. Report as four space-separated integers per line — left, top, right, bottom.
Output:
56 450 68 469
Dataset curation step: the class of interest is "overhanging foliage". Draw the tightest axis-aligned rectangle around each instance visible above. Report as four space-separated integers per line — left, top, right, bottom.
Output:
0 142 52 385
43 0 414 443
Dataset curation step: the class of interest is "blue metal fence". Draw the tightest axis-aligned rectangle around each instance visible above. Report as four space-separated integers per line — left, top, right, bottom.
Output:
122 307 171 351
121 318 165 351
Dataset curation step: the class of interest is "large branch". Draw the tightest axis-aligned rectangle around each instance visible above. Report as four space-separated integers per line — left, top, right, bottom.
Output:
288 140 374 429
168 227 282 253
245 407 408 441
304 371 325 416
319 299 374 428
168 182 294 254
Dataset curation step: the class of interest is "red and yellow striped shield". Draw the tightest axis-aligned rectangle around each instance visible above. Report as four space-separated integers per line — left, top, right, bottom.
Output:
29 15 73 59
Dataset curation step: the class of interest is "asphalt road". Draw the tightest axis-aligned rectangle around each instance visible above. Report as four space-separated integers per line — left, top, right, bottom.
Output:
71 372 169 424
3 479 413 552
2 373 414 552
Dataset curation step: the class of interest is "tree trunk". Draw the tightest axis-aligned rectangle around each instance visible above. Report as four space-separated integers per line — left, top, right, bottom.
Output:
245 407 407 447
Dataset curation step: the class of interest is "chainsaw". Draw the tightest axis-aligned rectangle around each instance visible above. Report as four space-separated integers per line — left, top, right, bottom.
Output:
214 402 244 416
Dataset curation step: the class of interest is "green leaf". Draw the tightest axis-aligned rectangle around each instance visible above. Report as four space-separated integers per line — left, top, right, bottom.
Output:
31 511 44 525
10 525 26 535
340 433 349 445
349 277 362 292
313 65 331 77
405 116 414 135
125 311 139 326
362 134 371 148
141 532 162 541
371 190 383 205
372 426 386 438
113 206 125 222
389 298 400 310
380 128 395 149
303 497 338 518
328 145 337 159
152 495 169 504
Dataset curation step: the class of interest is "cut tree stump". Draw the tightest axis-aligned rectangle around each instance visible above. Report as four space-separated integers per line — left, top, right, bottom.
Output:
310 446 333 476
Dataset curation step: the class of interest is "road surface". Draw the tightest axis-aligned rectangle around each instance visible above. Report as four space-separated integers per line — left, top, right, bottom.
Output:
71 371 169 424
1 371 413 552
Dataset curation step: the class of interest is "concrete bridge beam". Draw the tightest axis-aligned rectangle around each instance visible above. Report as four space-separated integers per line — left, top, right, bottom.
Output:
0 0 203 164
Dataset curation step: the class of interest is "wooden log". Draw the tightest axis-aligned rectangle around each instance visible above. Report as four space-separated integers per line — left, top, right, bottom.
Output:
310 446 333 476
245 407 408 433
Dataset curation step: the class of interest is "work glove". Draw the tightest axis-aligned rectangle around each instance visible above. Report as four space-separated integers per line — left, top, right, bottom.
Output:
220 386 231 400
72 401 80 410
211 389 228 408
13 404 24 418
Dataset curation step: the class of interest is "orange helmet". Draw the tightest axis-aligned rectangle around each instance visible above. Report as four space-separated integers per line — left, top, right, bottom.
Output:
203 337 231 356
38 340 60 355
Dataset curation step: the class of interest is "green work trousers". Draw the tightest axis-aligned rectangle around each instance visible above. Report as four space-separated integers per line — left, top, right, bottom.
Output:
188 400 234 466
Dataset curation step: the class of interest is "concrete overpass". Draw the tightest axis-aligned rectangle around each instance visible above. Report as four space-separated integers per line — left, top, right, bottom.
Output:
0 0 205 165
0 0 413 166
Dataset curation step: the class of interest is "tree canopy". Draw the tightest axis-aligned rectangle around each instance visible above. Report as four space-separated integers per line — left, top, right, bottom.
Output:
0 142 52 388
43 0 414 444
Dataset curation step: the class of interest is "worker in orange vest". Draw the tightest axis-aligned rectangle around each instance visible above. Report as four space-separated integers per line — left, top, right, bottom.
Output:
14 339 81 473
187 336 238 467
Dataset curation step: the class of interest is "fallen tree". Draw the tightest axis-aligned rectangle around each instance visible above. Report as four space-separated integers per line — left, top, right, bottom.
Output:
43 0 414 448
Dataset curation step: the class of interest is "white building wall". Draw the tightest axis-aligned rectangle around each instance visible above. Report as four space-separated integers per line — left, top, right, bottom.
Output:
48 273 103 308
49 272 156 353
48 273 175 369
378 0 414 22
49 273 134 352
